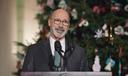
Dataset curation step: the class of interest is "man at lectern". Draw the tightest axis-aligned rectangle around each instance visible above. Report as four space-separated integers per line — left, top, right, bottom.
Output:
22 8 89 72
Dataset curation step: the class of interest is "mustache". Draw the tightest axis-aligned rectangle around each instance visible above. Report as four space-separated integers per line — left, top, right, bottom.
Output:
55 27 65 32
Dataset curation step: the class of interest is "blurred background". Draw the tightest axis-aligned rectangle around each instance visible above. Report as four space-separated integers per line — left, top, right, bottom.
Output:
0 0 38 75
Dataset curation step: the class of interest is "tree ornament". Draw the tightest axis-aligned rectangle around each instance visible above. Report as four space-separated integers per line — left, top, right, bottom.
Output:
125 19 128 28
119 46 124 58
94 29 103 38
124 5 128 12
105 61 112 71
111 3 121 12
104 30 109 37
124 19 128 36
114 25 124 35
46 0 55 9
92 5 100 14
124 32 128 36
102 23 107 30
71 8 78 20
102 23 109 37
78 18 89 27
58 0 67 9
94 24 109 38
92 48 101 72
104 57 115 71
92 5 106 14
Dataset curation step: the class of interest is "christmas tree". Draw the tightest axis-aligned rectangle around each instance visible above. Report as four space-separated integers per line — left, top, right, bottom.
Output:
36 0 128 75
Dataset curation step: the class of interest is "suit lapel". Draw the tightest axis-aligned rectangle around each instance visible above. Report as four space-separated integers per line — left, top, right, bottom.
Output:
63 38 75 70
64 38 74 59
40 39 54 70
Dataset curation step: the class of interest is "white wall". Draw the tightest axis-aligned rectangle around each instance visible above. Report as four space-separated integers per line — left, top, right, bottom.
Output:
0 0 39 75
0 0 17 75
23 0 39 45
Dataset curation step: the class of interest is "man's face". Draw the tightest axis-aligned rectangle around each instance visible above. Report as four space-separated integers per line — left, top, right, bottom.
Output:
48 9 70 40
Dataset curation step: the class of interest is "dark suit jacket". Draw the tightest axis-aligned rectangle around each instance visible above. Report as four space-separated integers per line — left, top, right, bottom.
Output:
22 38 89 72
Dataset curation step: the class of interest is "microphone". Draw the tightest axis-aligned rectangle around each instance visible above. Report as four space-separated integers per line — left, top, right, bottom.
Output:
55 41 64 57
55 41 62 52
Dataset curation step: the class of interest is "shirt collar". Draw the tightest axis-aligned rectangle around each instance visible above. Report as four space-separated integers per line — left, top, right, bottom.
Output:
49 36 65 56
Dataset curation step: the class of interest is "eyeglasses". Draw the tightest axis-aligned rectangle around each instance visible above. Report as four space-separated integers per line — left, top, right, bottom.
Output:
52 18 70 26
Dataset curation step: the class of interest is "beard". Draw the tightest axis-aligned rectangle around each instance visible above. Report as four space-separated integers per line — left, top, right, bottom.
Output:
50 26 68 39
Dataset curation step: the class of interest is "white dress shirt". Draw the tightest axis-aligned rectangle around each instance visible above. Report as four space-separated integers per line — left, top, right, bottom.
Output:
49 36 65 56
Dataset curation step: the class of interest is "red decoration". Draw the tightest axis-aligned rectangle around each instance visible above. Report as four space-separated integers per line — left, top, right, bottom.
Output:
111 3 120 12
119 46 124 58
92 5 106 14
124 19 128 31
125 19 128 28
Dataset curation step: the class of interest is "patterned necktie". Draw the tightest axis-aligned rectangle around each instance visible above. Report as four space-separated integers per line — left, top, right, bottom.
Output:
54 41 62 71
